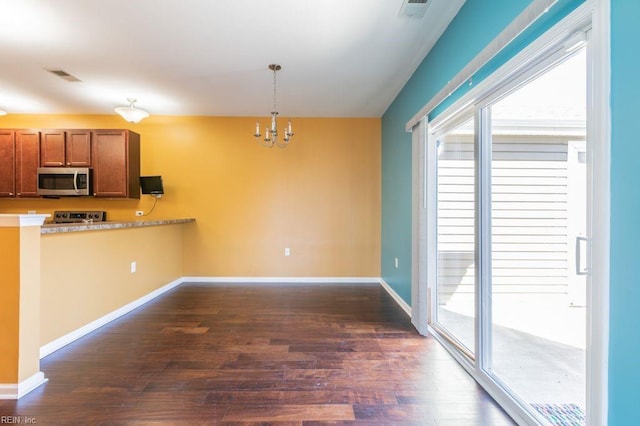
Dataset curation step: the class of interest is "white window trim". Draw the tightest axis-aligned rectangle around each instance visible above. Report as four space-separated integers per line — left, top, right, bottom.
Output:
410 117 429 335
428 2 598 131
411 0 610 424
406 0 559 132
584 1 610 425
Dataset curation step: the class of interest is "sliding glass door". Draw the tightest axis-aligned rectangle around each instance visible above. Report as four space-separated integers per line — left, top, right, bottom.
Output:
433 117 476 356
486 48 588 421
428 37 593 425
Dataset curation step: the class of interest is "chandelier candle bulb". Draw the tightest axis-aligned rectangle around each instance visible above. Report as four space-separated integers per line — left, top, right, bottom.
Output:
255 122 260 136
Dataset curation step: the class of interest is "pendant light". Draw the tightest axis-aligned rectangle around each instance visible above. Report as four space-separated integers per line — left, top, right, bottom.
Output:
114 98 149 123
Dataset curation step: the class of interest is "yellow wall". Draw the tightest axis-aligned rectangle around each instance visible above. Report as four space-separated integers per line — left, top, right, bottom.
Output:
18 226 41 381
0 114 381 277
40 223 187 346
0 227 20 382
0 224 42 383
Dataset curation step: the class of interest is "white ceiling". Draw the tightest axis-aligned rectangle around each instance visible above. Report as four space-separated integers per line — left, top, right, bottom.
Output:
0 0 465 118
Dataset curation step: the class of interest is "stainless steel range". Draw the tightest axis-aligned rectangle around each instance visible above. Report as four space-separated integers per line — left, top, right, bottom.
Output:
52 210 107 223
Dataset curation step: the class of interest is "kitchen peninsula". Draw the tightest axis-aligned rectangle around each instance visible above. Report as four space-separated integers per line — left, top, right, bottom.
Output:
0 214 195 399
41 217 194 233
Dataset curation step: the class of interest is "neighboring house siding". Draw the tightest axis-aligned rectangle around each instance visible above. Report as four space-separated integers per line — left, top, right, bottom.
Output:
437 134 583 301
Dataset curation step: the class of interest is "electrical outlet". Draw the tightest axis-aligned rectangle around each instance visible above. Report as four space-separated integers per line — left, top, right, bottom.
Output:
135 211 144 216
395 257 399 269
284 247 290 256
130 261 137 273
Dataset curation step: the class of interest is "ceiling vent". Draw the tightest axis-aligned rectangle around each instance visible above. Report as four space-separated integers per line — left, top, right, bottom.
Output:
45 68 82 82
399 0 431 18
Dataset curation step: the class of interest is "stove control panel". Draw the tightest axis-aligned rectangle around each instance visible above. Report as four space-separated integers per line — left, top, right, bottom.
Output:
53 210 107 223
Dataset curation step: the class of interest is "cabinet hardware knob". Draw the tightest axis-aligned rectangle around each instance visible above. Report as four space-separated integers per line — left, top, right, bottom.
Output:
58 162 63 165
9 192 13 196
67 162 71 166
17 193 20 196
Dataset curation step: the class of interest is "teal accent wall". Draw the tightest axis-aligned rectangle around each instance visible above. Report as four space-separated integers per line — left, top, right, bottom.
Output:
381 0 587 307
381 0 640 423
430 0 588 119
381 106 413 303
381 0 531 305
609 1 640 424
382 0 640 422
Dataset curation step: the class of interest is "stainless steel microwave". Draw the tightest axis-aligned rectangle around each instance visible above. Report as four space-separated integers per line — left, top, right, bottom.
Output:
37 167 92 196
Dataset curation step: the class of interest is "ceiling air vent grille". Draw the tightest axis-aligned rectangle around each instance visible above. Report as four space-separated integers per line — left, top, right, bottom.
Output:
399 0 431 18
45 68 82 82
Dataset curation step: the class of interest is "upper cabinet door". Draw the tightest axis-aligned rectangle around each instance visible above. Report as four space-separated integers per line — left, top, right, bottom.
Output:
41 130 91 167
40 130 66 166
92 130 140 198
0 130 16 197
15 130 41 197
66 130 91 167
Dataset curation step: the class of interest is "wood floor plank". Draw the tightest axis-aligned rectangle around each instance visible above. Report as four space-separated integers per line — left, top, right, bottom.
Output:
0 282 514 424
222 404 355 421
161 326 210 333
205 389 398 405
353 403 436 422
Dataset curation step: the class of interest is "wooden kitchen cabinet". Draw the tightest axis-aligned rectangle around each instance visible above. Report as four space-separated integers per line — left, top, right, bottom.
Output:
92 130 140 198
0 130 40 198
16 130 41 197
0 130 16 197
1 127 140 199
41 129 91 167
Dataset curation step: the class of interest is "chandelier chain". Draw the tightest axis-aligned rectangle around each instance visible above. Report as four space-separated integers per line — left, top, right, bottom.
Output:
272 66 277 114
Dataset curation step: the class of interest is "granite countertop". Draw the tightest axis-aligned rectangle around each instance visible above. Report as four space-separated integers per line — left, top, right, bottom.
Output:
41 218 195 234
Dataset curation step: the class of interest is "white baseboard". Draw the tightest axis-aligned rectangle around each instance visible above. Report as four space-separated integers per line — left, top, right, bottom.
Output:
0 372 47 399
40 275 412 360
380 278 412 318
181 276 381 284
40 278 183 359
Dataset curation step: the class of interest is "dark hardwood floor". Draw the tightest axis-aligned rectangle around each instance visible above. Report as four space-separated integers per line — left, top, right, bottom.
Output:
0 282 515 425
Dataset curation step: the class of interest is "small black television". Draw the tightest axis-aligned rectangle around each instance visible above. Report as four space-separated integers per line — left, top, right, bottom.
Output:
140 176 164 195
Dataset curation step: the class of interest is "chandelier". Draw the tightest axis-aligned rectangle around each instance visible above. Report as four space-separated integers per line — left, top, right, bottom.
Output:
253 64 294 148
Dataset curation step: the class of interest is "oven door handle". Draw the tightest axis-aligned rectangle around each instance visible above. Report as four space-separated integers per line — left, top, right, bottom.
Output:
73 170 79 193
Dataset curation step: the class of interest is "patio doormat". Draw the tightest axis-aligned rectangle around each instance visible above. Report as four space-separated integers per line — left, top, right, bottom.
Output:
531 403 585 426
